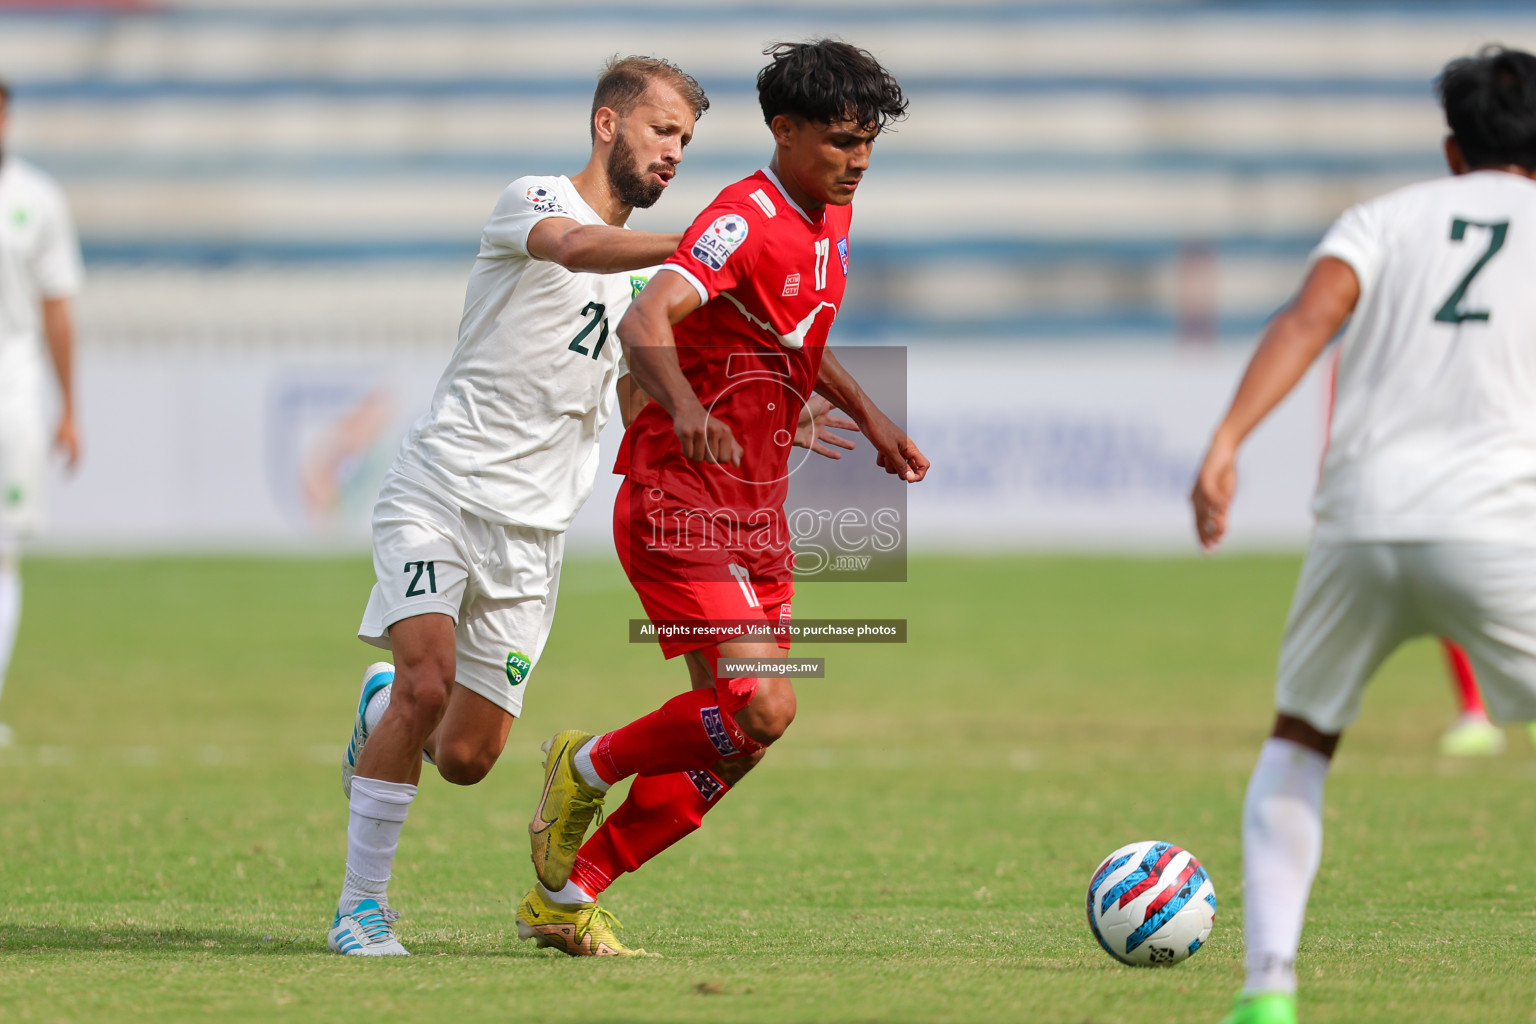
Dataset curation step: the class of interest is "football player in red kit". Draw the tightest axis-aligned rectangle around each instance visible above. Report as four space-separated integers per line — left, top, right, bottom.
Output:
516 40 927 955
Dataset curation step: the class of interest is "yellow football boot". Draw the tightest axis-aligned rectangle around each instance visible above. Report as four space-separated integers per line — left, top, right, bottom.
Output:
528 730 606 890
515 884 645 957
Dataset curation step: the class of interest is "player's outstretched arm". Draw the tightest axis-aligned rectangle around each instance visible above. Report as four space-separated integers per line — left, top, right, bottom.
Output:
1192 256 1359 549
527 219 683 275
616 270 742 465
814 350 928 482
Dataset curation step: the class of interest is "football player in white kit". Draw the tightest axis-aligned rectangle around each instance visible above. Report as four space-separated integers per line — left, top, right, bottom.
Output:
1192 47 1536 1024
0 79 84 748
327 57 712 957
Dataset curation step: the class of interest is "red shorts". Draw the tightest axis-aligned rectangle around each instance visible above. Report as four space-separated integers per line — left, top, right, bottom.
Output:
615 478 794 663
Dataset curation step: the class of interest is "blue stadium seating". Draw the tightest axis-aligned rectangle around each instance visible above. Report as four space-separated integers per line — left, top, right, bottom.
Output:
4 1 1534 343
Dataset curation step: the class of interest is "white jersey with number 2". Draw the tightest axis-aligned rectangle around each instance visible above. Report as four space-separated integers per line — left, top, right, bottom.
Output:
393 175 648 532
1311 170 1536 543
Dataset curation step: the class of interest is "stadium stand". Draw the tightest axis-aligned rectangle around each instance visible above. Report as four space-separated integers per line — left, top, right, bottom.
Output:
6 2 1535 348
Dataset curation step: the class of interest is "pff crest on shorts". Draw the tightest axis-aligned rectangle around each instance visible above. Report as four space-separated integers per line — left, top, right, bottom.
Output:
506 650 533 687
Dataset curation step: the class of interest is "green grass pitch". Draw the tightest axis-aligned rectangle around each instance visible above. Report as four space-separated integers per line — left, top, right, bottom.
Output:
2 554 1534 1023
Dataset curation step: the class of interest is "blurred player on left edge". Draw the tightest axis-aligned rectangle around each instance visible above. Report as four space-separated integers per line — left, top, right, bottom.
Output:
0 77 84 747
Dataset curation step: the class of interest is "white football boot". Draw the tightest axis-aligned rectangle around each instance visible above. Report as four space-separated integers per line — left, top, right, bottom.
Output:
342 662 395 799
328 898 408 956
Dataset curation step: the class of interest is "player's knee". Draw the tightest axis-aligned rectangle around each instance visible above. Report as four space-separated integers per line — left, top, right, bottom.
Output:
736 682 796 746
387 665 453 732
434 741 496 786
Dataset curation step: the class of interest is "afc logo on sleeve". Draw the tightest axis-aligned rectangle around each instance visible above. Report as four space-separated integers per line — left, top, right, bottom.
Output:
837 237 850 277
692 214 749 271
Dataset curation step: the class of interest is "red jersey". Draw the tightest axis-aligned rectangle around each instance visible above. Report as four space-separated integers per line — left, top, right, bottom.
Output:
615 168 854 521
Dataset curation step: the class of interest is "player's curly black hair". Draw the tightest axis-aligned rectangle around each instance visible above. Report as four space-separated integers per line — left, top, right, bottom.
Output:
1438 45 1536 171
757 40 908 132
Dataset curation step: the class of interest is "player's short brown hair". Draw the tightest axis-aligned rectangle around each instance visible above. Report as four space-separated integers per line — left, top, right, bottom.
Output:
590 56 709 141
0 79 10 106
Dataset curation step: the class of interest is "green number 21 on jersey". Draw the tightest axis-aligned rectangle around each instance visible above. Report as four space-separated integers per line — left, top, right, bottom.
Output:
1434 217 1509 324
569 301 609 358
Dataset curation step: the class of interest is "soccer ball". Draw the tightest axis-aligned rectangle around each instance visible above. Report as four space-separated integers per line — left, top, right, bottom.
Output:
1086 840 1216 966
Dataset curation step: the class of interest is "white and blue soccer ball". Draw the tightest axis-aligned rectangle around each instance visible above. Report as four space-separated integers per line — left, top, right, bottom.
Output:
1086 840 1216 966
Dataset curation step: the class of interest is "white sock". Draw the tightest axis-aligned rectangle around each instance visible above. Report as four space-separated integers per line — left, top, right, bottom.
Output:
364 683 392 734
540 879 594 905
1241 737 1329 996
339 776 417 913
573 737 611 793
0 562 19 709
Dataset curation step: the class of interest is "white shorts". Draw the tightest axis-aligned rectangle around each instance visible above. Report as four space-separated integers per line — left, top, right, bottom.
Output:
357 469 564 717
0 407 46 547
1277 539 1536 733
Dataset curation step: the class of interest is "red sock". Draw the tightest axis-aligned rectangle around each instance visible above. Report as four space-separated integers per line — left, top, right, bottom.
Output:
1443 639 1485 715
588 687 762 785
569 769 729 896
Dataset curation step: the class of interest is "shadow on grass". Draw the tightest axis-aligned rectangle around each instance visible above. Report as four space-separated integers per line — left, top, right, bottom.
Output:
1 925 315 954
0 925 547 959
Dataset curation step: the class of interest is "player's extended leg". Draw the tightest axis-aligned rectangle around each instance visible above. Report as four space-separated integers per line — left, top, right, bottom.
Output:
1437 638 1505 756
0 545 20 747
521 638 791 955
530 634 791 887
1220 714 1337 1024
342 673 515 801
330 612 456 957
566 648 766 901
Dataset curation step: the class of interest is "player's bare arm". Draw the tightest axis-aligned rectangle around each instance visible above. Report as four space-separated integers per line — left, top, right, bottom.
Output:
41 296 79 471
616 269 743 466
1191 256 1359 549
814 349 927 482
526 220 682 275
616 373 651 428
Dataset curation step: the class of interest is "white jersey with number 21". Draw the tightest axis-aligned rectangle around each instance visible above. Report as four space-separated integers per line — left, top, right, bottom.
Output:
1311 170 1536 543
394 175 649 533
